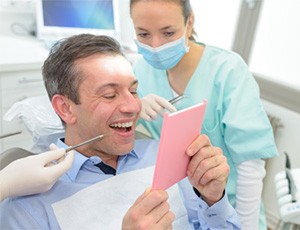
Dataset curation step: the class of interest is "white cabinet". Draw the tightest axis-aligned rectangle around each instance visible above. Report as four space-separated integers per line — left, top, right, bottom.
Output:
0 35 48 152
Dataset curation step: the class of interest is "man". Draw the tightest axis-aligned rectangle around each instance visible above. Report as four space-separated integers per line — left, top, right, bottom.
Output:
0 34 240 229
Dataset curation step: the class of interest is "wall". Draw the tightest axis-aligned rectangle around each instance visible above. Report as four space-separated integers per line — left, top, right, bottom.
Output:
0 1 136 49
261 99 300 229
0 1 34 36
118 0 136 49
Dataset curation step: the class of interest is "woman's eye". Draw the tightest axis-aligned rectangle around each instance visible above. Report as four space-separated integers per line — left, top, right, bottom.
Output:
138 32 149 39
164 31 175 37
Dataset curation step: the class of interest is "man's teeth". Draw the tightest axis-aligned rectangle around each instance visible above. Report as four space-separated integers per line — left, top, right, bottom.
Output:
110 121 133 128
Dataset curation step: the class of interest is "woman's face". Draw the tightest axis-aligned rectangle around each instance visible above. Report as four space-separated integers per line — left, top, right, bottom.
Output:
131 1 192 48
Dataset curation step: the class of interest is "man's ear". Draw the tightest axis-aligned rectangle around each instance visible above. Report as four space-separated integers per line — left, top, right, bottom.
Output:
51 94 77 124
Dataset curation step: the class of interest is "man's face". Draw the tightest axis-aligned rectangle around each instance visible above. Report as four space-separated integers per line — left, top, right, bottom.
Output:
69 54 142 159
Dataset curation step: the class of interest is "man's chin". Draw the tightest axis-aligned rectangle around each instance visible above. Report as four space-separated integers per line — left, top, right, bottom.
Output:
107 133 135 155
111 141 134 156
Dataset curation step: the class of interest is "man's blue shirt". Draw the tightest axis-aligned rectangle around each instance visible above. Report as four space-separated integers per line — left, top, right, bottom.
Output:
0 139 241 229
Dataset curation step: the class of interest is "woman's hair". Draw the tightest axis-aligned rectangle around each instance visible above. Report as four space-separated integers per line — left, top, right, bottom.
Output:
42 34 123 104
129 0 197 41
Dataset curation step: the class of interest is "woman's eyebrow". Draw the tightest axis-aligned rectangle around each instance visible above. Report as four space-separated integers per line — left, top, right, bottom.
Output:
160 26 174 30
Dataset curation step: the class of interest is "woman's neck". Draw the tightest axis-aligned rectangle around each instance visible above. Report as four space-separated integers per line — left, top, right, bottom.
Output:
167 42 204 95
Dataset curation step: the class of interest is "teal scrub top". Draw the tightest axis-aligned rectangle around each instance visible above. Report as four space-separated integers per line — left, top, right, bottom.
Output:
133 44 278 209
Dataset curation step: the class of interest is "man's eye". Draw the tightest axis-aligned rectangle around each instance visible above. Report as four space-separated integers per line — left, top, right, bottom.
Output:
103 94 116 99
129 86 138 95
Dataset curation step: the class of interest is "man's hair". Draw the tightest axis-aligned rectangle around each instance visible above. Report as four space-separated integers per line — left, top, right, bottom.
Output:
42 34 124 104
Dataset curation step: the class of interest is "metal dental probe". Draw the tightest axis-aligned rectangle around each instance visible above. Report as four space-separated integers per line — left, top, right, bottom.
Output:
65 134 106 153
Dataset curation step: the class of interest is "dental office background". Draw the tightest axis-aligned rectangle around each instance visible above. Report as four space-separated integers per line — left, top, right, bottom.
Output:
0 0 299 229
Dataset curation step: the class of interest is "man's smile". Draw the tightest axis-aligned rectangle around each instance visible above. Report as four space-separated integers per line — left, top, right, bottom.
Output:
109 121 133 132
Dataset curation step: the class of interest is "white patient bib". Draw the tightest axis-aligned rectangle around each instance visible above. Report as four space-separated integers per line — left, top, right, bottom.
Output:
52 166 190 229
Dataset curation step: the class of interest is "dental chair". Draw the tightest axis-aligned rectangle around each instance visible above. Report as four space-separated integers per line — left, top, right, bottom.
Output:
0 147 33 170
274 153 300 230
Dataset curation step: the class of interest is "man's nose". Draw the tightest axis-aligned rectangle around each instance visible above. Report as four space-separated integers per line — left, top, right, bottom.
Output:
119 94 141 114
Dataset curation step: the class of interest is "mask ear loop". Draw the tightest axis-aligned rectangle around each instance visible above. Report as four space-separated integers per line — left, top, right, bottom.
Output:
183 18 191 52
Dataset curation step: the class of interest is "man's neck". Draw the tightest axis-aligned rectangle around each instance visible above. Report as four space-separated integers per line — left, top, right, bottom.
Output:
64 133 119 169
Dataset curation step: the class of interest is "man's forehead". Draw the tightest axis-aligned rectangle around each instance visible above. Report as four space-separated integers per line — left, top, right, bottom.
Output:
76 53 127 64
76 54 135 78
81 78 137 100
96 79 138 90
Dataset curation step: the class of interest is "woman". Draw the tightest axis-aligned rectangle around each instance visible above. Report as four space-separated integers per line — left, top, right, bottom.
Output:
129 0 278 229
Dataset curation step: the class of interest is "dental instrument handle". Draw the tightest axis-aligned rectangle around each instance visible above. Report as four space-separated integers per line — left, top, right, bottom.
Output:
65 134 106 152
0 130 22 139
168 95 184 105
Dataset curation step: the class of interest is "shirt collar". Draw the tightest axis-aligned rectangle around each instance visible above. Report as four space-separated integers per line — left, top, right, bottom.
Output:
56 138 139 181
128 149 138 158
56 139 89 182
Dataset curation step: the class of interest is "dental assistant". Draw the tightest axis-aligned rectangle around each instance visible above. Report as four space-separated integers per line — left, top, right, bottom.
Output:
129 0 278 229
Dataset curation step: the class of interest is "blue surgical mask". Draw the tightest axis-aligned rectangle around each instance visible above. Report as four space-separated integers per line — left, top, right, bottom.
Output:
135 33 190 70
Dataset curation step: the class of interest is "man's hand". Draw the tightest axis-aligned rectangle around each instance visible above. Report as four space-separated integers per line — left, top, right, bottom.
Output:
122 189 175 230
186 134 229 206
